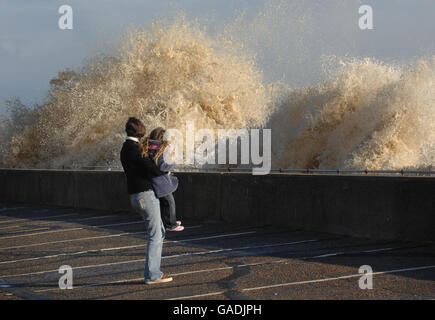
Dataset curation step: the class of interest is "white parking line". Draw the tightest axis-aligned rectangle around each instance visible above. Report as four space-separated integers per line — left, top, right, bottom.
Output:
163 239 317 260
0 212 79 225
33 262 275 293
0 224 206 251
0 214 117 230
0 244 145 265
0 231 256 273
30 244 399 293
169 291 226 300
169 265 435 299
0 218 204 241
363 248 393 253
0 215 79 230
0 227 211 265
309 252 343 258
3 259 147 280
0 227 85 240
96 221 143 228
242 264 435 291
0 220 149 240
74 215 120 222
167 231 256 244
0 238 296 266
304 247 395 259
32 241 316 293
0 231 147 250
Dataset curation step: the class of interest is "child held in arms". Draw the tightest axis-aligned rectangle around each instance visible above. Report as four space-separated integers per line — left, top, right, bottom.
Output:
141 127 183 231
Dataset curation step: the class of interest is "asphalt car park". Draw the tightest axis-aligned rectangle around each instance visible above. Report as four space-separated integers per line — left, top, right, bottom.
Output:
0 204 434 300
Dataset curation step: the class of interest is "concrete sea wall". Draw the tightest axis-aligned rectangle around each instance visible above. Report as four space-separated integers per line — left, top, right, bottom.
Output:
0 169 433 241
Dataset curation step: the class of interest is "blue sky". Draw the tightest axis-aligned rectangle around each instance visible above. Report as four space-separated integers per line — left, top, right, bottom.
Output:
0 0 434 113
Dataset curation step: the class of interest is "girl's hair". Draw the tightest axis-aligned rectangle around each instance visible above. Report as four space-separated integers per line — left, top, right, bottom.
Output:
142 127 168 164
149 127 166 141
153 141 168 164
141 137 150 158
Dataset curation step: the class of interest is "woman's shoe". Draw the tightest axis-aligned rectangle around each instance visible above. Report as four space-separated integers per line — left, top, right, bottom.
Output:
146 273 173 285
167 225 184 231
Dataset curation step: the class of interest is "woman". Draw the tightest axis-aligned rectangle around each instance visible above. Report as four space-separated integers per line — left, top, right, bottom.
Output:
120 117 173 285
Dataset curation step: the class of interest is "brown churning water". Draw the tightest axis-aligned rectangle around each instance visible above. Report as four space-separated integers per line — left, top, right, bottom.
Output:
0 11 434 170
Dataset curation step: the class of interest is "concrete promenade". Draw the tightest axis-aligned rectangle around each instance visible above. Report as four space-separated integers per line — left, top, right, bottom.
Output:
0 204 434 300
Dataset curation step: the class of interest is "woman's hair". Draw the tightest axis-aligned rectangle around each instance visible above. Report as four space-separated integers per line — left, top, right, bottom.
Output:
149 127 166 141
142 127 168 164
125 117 146 138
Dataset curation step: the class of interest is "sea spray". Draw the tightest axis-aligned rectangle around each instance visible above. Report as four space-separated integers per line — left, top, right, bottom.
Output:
0 6 434 171
0 18 272 168
268 56 435 170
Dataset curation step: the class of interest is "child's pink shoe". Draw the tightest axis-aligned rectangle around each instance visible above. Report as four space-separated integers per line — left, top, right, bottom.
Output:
167 225 184 231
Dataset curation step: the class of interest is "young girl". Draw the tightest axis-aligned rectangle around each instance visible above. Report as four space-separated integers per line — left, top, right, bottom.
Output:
141 127 183 231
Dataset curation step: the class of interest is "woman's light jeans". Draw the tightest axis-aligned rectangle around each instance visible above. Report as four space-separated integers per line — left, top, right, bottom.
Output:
130 190 165 281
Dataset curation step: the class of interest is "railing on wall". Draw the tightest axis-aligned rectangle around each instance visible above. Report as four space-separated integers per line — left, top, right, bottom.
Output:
67 166 435 176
